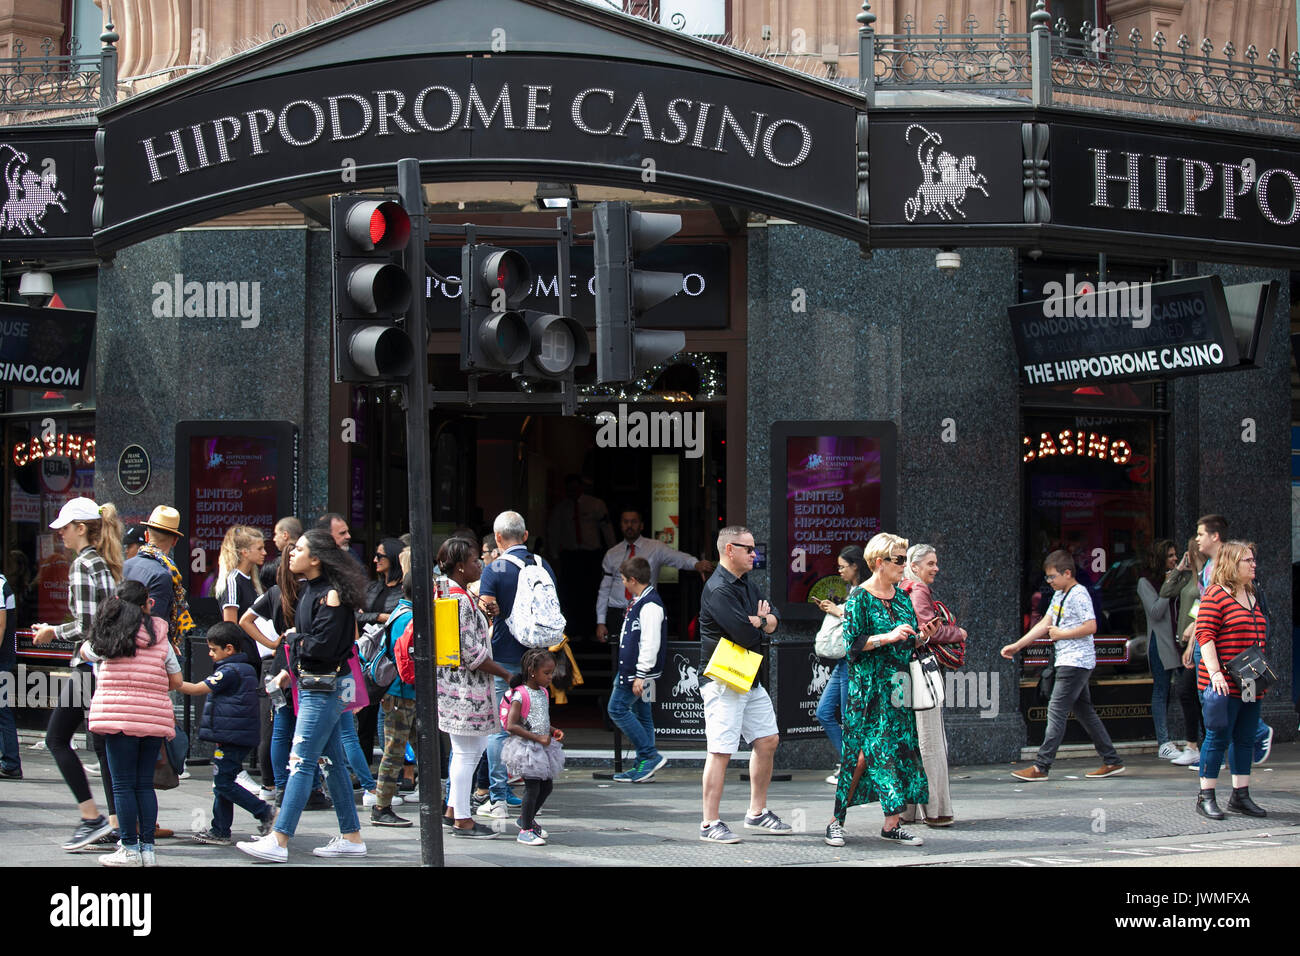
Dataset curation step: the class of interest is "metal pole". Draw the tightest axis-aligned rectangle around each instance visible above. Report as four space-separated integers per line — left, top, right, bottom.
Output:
397 157 444 867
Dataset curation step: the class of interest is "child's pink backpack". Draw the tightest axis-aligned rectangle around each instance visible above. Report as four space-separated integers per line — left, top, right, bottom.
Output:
499 685 548 730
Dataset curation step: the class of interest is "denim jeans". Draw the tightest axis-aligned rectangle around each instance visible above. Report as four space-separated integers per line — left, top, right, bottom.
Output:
103 732 163 848
1035 665 1121 771
814 659 849 758
0 653 19 773
1199 691 1260 778
607 682 661 765
211 743 271 837
337 710 376 791
275 675 361 839
1149 635 1173 745
271 703 323 792
487 674 511 801
1191 642 1269 762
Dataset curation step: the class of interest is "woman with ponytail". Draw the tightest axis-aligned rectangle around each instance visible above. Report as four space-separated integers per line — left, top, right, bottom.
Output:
215 525 266 623
32 497 126 852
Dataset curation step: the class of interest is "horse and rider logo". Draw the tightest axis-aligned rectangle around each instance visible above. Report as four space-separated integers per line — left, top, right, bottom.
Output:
903 125 989 222
1 144 67 236
672 653 700 699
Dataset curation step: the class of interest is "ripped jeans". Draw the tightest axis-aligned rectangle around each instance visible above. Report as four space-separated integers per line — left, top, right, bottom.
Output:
274 674 361 839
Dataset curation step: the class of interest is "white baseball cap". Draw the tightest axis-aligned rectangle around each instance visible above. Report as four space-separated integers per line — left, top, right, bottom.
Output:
50 497 102 529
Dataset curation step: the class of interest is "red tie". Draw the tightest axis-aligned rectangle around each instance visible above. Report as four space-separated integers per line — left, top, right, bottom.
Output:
624 542 636 603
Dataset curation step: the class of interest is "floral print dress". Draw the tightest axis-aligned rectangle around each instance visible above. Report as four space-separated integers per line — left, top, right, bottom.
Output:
833 587 929 821
437 588 497 736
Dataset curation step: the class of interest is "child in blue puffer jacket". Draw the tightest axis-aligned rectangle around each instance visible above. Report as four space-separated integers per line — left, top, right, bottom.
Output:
181 622 276 845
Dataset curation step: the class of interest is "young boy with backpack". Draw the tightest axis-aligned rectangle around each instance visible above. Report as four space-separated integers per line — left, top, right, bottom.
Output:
367 575 416 827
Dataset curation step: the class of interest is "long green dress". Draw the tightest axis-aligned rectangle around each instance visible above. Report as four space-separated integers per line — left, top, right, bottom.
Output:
833 587 929 822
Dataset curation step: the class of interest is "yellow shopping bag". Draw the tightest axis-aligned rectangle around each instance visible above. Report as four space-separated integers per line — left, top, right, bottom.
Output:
703 637 762 693
434 597 460 667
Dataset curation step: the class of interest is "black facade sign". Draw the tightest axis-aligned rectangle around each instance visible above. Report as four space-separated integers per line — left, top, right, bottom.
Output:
117 444 151 495
1008 275 1249 386
0 302 96 391
774 640 828 738
1051 118 1300 257
424 241 728 330
0 128 95 256
99 54 859 250
869 119 1024 225
651 641 706 739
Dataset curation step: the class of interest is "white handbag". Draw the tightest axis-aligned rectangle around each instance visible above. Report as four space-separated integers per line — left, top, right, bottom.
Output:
907 650 945 711
814 612 846 659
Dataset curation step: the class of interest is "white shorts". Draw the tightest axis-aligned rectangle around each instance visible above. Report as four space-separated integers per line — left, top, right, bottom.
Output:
702 680 779 755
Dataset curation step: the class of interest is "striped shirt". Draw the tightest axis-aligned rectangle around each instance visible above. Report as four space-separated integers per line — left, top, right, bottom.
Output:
1195 585 1267 698
53 547 116 667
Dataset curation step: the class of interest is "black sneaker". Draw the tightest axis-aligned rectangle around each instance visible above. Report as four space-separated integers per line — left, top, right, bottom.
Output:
0 766 21 779
878 825 924 846
370 806 413 828
470 790 490 810
304 789 333 811
825 820 847 847
450 822 499 839
63 816 113 851
90 827 121 848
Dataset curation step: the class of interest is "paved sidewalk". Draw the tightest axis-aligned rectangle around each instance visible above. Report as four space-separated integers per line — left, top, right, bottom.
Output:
2 741 1298 867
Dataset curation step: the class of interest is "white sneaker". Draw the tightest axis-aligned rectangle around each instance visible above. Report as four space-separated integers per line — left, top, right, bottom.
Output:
1171 747 1200 766
236 771 259 794
237 833 288 863
1157 742 1181 760
361 789 400 807
477 800 508 819
83 761 101 777
259 787 276 803
391 794 403 806
99 845 142 866
825 763 841 785
312 836 367 858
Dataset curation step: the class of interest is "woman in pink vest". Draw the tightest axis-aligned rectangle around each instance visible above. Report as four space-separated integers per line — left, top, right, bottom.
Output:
85 580 182 866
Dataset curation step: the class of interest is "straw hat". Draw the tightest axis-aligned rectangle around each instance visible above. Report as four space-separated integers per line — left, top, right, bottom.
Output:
142 505 184 537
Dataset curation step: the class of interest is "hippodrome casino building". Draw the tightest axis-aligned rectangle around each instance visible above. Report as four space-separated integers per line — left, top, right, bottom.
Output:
1 0 1295 766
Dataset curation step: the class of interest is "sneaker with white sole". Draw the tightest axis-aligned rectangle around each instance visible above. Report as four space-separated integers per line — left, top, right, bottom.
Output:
1171 747 1200 766
192 828 233 846
1157 742 1181 760
235 770 259 794
476 799 508 819
825 820 846 847
312 836 367 858
63 815 113 851
237 833 288 863
140 845 157 867
700 820 741 844
878 825 924 846
362 789 381 807
1255 725 1273 765
825 763 841 785
743 808 793 834
633 754 668 782
516 829 547 846
516 818 549 840
259 788 276 803
99 845 142 867
451 822 498 839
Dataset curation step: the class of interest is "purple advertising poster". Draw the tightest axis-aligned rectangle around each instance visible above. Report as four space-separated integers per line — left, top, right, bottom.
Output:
785 435 884 606
188 435 279 598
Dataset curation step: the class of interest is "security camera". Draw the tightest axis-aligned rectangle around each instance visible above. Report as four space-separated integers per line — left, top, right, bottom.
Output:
935 249 961 276
19 268 53 308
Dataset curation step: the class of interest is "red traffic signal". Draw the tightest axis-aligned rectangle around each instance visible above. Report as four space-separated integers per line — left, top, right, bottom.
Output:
343 199 411 252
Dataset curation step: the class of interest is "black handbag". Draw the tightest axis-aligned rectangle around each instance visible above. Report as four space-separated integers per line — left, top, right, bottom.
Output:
1224 645 1276 695
297 666 338 693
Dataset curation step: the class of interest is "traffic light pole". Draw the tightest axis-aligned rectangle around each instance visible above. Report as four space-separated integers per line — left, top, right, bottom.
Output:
397 157 445 867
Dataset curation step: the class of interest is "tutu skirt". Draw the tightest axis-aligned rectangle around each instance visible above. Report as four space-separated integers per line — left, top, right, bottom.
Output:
501 735 565 780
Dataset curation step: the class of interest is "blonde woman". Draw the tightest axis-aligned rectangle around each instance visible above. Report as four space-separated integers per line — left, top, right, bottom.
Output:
825 532 938 849
215 525 267 623
31 498 126 850
1194 540 1269 820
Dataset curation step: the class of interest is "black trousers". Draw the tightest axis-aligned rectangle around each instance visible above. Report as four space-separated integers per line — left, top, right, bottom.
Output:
46 688 115 814
519 777 553 830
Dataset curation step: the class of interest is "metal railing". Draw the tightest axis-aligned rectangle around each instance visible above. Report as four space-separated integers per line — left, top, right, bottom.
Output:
858 0 1300 124
0 31 117 113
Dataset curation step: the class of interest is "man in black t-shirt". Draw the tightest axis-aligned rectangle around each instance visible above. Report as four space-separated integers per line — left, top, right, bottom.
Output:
0 573 21 778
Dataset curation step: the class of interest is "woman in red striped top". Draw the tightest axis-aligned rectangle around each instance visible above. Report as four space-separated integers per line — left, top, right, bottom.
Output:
1194 540 1267 821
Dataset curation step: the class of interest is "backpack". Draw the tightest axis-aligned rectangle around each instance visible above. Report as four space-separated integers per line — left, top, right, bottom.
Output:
502 553 566 648
394 621 417 686
498 684 547 730
357 618 399 695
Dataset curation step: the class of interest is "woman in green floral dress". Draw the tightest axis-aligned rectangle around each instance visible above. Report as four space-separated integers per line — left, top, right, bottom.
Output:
824 533 938 848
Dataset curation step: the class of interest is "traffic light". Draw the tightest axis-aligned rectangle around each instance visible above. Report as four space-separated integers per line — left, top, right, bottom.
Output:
330 195 416 382
592 201 686 383
461 244 589 381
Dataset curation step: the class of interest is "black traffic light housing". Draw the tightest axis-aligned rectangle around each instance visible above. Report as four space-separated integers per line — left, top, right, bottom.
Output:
330 195 416 382
592 201 686 383
461 243 590 381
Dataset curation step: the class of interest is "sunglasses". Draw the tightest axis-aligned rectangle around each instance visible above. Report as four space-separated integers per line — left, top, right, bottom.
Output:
883 555 907 566
729 543 756 554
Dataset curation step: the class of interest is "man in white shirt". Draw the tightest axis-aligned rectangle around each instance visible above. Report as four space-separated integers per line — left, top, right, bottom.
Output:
595 509 714 643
